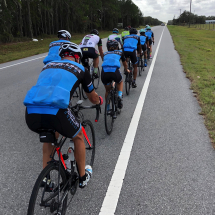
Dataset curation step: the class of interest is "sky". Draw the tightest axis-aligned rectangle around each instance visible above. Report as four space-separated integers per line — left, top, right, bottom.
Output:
133 0 215 23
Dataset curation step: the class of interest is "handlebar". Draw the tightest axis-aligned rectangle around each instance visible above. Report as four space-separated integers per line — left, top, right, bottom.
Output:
70 102 101 122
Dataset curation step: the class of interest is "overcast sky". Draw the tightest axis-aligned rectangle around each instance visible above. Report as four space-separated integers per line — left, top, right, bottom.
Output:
133 0 215 23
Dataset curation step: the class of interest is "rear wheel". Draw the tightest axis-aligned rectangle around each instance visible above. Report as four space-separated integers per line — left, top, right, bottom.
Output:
125 73 131 95
82 120 96 167
92 67 100 89
104 92 114 135
27 162 68 215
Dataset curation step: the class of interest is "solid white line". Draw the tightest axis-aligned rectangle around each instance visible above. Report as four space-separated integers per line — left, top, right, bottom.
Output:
99 27 166 215
0 55 46 70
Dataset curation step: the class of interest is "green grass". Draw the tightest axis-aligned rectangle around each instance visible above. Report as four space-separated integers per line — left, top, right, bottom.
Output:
0 30 124 64
168 25 215 146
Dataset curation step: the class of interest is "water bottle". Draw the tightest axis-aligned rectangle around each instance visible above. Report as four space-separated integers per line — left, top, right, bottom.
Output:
90 66 94 75
63 154 71 173
68 140 75 162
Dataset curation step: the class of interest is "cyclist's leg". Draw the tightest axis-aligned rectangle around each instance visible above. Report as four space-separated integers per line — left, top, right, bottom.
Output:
142 44 147 66
149 39 152 58
101 68 113 99
92 49 100 77
130 50 138 84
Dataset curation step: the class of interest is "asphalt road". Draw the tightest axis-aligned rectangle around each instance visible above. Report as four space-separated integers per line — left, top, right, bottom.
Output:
0 26 214 215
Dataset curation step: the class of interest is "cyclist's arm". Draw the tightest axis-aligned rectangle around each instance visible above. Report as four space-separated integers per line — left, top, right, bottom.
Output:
98 46 104 60
137 37 141 55
86 90 100 104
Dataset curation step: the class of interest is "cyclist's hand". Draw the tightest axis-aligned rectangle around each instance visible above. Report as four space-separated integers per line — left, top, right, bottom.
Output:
99 96 103 105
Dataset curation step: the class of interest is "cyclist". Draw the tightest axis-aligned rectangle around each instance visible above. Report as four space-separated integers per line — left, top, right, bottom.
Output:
24 42 103 188
139 29 149 67
79 29 104 78
121 27 130 41
101 40 129 109
43 30 71 65
108 28 123 48
144 24 149 31
122 28 141 88
145 26 154 59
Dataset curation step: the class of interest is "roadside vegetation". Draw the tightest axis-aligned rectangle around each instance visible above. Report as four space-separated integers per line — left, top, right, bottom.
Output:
168 25 215 145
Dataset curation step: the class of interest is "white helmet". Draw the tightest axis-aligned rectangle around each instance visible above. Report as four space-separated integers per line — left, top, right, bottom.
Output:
57 30 71 40
59 42 82 58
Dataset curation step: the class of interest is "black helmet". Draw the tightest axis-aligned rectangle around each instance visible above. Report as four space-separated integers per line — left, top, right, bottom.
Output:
129 28 137 34
91 29 99 36
57 30 71 40
59 42 82 59
107 40 119 51
124 27 129 31
113 28 119 33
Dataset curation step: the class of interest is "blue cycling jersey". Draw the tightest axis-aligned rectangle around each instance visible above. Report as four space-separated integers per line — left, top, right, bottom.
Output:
140 36 147 45
123 34 140 52
102 50 124 72
23 60 93 115
145 30 153 39
43 40 71 65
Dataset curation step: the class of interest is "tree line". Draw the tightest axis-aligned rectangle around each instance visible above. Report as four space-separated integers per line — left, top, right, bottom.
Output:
0 0 164 43
169 10 215 25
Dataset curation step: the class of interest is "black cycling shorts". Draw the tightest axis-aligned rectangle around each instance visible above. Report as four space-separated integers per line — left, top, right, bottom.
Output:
81 47 99 67
123 50 138 65
101 69 122 85
149 39 152 46
25 108 81 139
141 44 147 52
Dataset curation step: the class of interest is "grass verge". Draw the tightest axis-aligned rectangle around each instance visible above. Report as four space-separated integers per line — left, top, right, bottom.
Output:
168 25 215 146
0 30 124 64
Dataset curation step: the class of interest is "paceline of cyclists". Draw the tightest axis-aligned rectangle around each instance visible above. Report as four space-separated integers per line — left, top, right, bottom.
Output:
23 27 154 188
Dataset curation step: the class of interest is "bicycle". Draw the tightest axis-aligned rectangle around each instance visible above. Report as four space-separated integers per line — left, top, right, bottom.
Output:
27 100 100 215
125 58 133 95
84 58 100 89
147 47 150 60
72 85 88 104
104 81 121 135
138 54 144 76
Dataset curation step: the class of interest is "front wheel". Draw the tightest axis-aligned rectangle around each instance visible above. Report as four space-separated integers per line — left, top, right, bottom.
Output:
104 92 114 135
82 120 96 167
27 162 68 215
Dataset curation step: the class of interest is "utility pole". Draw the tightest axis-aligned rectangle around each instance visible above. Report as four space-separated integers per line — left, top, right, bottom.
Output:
189 0 192 27
179 9 181 25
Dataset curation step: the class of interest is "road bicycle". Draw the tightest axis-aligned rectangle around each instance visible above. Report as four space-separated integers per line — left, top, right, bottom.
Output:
72 85 88 103
104 81 121 135
125 58 133 95
147 47 150 60
27 100 100 215
85 58 100 89
138 54 144 76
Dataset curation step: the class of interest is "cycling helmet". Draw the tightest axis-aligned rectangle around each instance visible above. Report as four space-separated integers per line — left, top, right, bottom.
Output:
145 24 149 28
139 29 146 34
129 28 137 34
107 40 119 51
113 28 119 33
57 30 71 40
91 29 99 36
59 42 82 59
124 27 129 31
147 26 151 30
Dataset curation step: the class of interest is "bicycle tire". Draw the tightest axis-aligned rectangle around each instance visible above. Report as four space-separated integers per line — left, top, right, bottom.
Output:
27 162 68 215
125 72 130 95
104 92 114 134
147 48 150 60
81 84 88 100
82 120 95 167
92 67 100 89
139 57 144 76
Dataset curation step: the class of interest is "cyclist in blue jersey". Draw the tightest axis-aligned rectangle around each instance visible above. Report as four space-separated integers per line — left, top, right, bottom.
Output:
145 26 154 59
24 43 103 188
122 28 141 88
139 29 149 67
108 28 123 49
101 40 129 109
43 30 71 65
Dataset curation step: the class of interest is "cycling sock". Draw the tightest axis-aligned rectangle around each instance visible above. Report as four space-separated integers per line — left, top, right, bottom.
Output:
150 52 152 56
133 79 136 83
118 91 122 98
107 104 110 111
94 68 98 74
144 58 147 63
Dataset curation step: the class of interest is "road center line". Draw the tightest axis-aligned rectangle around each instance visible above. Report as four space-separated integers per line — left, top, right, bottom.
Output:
99 27 165 215
0 55 46 70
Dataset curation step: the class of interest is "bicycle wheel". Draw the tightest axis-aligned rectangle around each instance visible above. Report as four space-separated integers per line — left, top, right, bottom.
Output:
92 67 100 89
147 48 150 60
104 92 114 134
27 162 68 215
81 84 88 100
125 72 131 95
139 57 144 76
82 120 95 167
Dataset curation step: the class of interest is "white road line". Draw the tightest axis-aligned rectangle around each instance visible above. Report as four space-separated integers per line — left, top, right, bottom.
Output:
0 55 46 70
99 27 165 215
